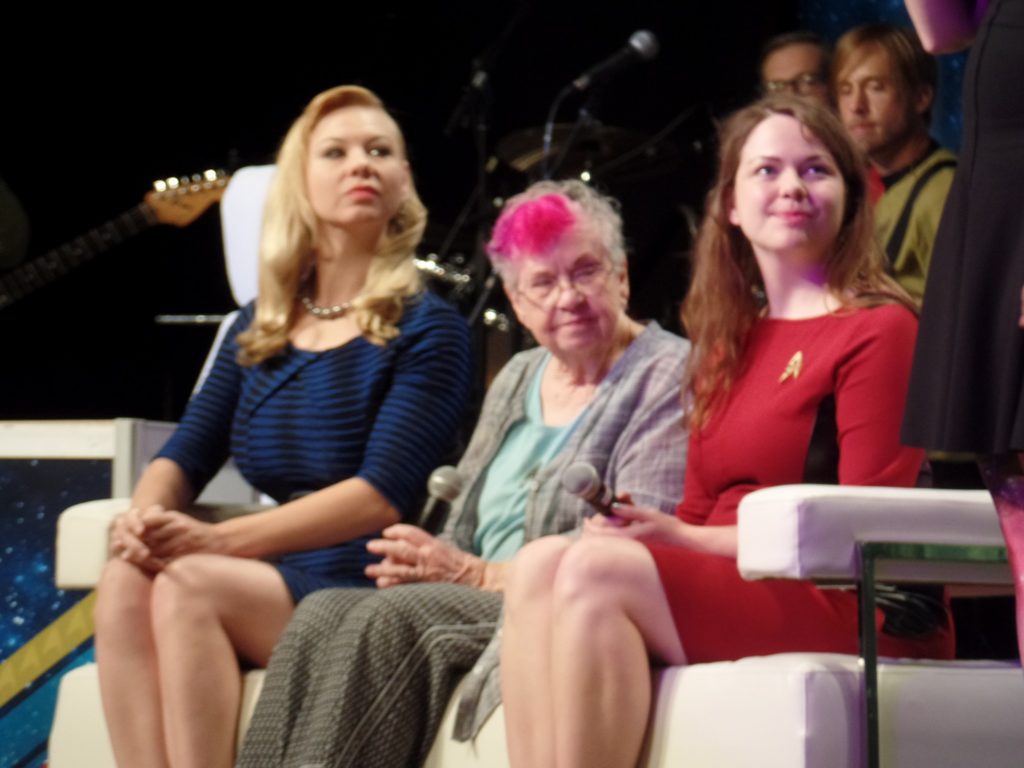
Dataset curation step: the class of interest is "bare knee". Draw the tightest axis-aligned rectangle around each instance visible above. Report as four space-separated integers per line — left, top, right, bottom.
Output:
504 536 573 617
150 555 217 630
552 538 647 616
94 558 155 637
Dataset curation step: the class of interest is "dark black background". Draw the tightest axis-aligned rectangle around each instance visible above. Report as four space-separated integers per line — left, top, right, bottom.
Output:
0 2 797 420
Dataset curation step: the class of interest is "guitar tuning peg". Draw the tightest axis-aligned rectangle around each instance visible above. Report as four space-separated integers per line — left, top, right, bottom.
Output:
203 169 220 182
191 173 203 183
153 179 169 193
166 177 181 190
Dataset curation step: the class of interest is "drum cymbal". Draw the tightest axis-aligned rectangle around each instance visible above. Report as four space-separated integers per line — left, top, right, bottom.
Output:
496 123 679 181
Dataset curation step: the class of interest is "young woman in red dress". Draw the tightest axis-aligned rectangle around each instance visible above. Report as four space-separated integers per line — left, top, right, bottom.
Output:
499 95 954 768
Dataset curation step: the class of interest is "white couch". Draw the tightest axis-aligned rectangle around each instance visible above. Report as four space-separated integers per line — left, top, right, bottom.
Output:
49 485 1024 768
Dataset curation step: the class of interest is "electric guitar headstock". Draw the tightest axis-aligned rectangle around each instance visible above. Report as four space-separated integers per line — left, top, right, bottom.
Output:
0 168 232 310
144 169 230 227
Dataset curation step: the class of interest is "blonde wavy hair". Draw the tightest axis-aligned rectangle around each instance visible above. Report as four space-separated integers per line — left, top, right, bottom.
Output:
237 85 427 365
682 95 914 429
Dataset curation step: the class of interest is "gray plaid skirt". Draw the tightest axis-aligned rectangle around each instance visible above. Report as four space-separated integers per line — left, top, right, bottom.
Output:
236 583 502 768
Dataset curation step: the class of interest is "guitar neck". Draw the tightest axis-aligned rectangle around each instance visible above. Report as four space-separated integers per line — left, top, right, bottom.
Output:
0 202 158 309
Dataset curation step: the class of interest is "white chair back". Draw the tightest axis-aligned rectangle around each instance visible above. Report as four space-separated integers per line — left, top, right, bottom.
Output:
219 164 277 307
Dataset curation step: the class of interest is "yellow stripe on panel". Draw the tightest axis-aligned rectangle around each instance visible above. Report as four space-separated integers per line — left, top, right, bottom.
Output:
0 591 96 708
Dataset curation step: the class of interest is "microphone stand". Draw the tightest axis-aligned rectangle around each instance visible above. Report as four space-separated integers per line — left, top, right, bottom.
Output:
463 71 498 328
441 4 528 323
441 6 530 423
541 84 574 180
545 87 606 182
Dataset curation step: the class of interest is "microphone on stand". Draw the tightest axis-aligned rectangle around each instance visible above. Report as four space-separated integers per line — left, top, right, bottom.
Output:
561 462 617 517
571 30 660 92
541 30 660 177
419 465 464 534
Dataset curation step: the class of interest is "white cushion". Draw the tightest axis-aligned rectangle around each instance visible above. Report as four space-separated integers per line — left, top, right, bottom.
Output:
646 653 1024 768
220 165 275 307
48 665 114 768
238 669 266 747
55 499 126 589
48 664 266 768
738 485 1006 582
425 654 1024 768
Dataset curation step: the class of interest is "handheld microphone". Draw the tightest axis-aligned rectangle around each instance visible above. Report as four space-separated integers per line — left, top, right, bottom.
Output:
419 465 463 534
572 30 659 92
561 462 616 516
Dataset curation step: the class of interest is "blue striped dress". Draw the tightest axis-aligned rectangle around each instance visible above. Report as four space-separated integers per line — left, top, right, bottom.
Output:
156 291 472 599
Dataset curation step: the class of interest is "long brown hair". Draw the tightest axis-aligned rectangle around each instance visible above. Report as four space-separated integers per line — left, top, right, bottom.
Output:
681 95 913 428
236 85 427 365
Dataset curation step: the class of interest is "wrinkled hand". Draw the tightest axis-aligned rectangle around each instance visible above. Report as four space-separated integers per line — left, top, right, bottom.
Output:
584 496 683 547
365 524 481 588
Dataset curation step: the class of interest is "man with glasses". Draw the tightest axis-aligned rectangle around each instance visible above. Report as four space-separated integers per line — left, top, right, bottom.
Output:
760 31 832 107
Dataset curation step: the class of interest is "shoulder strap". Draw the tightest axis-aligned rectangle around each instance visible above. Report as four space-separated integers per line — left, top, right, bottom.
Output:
885 158 958 264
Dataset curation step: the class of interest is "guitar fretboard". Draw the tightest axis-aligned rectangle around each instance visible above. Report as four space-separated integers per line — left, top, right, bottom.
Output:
0 203 157 309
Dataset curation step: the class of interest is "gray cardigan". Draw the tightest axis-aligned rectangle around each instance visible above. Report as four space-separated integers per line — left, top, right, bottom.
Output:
443 321 692 738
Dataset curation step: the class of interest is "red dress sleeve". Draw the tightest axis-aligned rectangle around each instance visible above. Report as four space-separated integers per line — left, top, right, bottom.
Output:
835 304 924 487
675 431 716 524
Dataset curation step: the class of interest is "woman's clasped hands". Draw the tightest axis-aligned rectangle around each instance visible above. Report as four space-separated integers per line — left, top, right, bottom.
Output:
108 505 222 571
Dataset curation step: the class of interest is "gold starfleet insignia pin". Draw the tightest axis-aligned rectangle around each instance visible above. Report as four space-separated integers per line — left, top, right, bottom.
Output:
779 351 803 383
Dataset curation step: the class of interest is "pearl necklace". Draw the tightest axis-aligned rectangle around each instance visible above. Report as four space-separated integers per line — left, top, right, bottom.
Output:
301 295 356 320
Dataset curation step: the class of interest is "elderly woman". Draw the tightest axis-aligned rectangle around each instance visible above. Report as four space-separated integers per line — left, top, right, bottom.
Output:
501 96 954 768
93 85 471 768
237 179 690 768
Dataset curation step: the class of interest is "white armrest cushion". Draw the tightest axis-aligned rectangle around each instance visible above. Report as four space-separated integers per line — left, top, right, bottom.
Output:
55 499 126 589
737 485 1004 581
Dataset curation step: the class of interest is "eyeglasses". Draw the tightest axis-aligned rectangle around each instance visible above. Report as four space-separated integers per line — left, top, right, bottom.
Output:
515 261 613 307
763 73 828 96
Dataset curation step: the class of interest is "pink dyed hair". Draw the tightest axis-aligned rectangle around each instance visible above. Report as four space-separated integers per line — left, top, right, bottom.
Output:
486 193 577 265
486 180 627 281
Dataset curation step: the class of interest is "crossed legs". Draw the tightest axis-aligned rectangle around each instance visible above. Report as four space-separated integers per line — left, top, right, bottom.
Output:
501 536 685 768
94 554 294 768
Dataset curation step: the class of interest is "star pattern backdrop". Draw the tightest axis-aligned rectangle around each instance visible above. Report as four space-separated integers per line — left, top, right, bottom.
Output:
0 460 109 768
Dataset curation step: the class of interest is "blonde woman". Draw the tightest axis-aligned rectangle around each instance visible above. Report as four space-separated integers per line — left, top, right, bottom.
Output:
94 85 471 768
